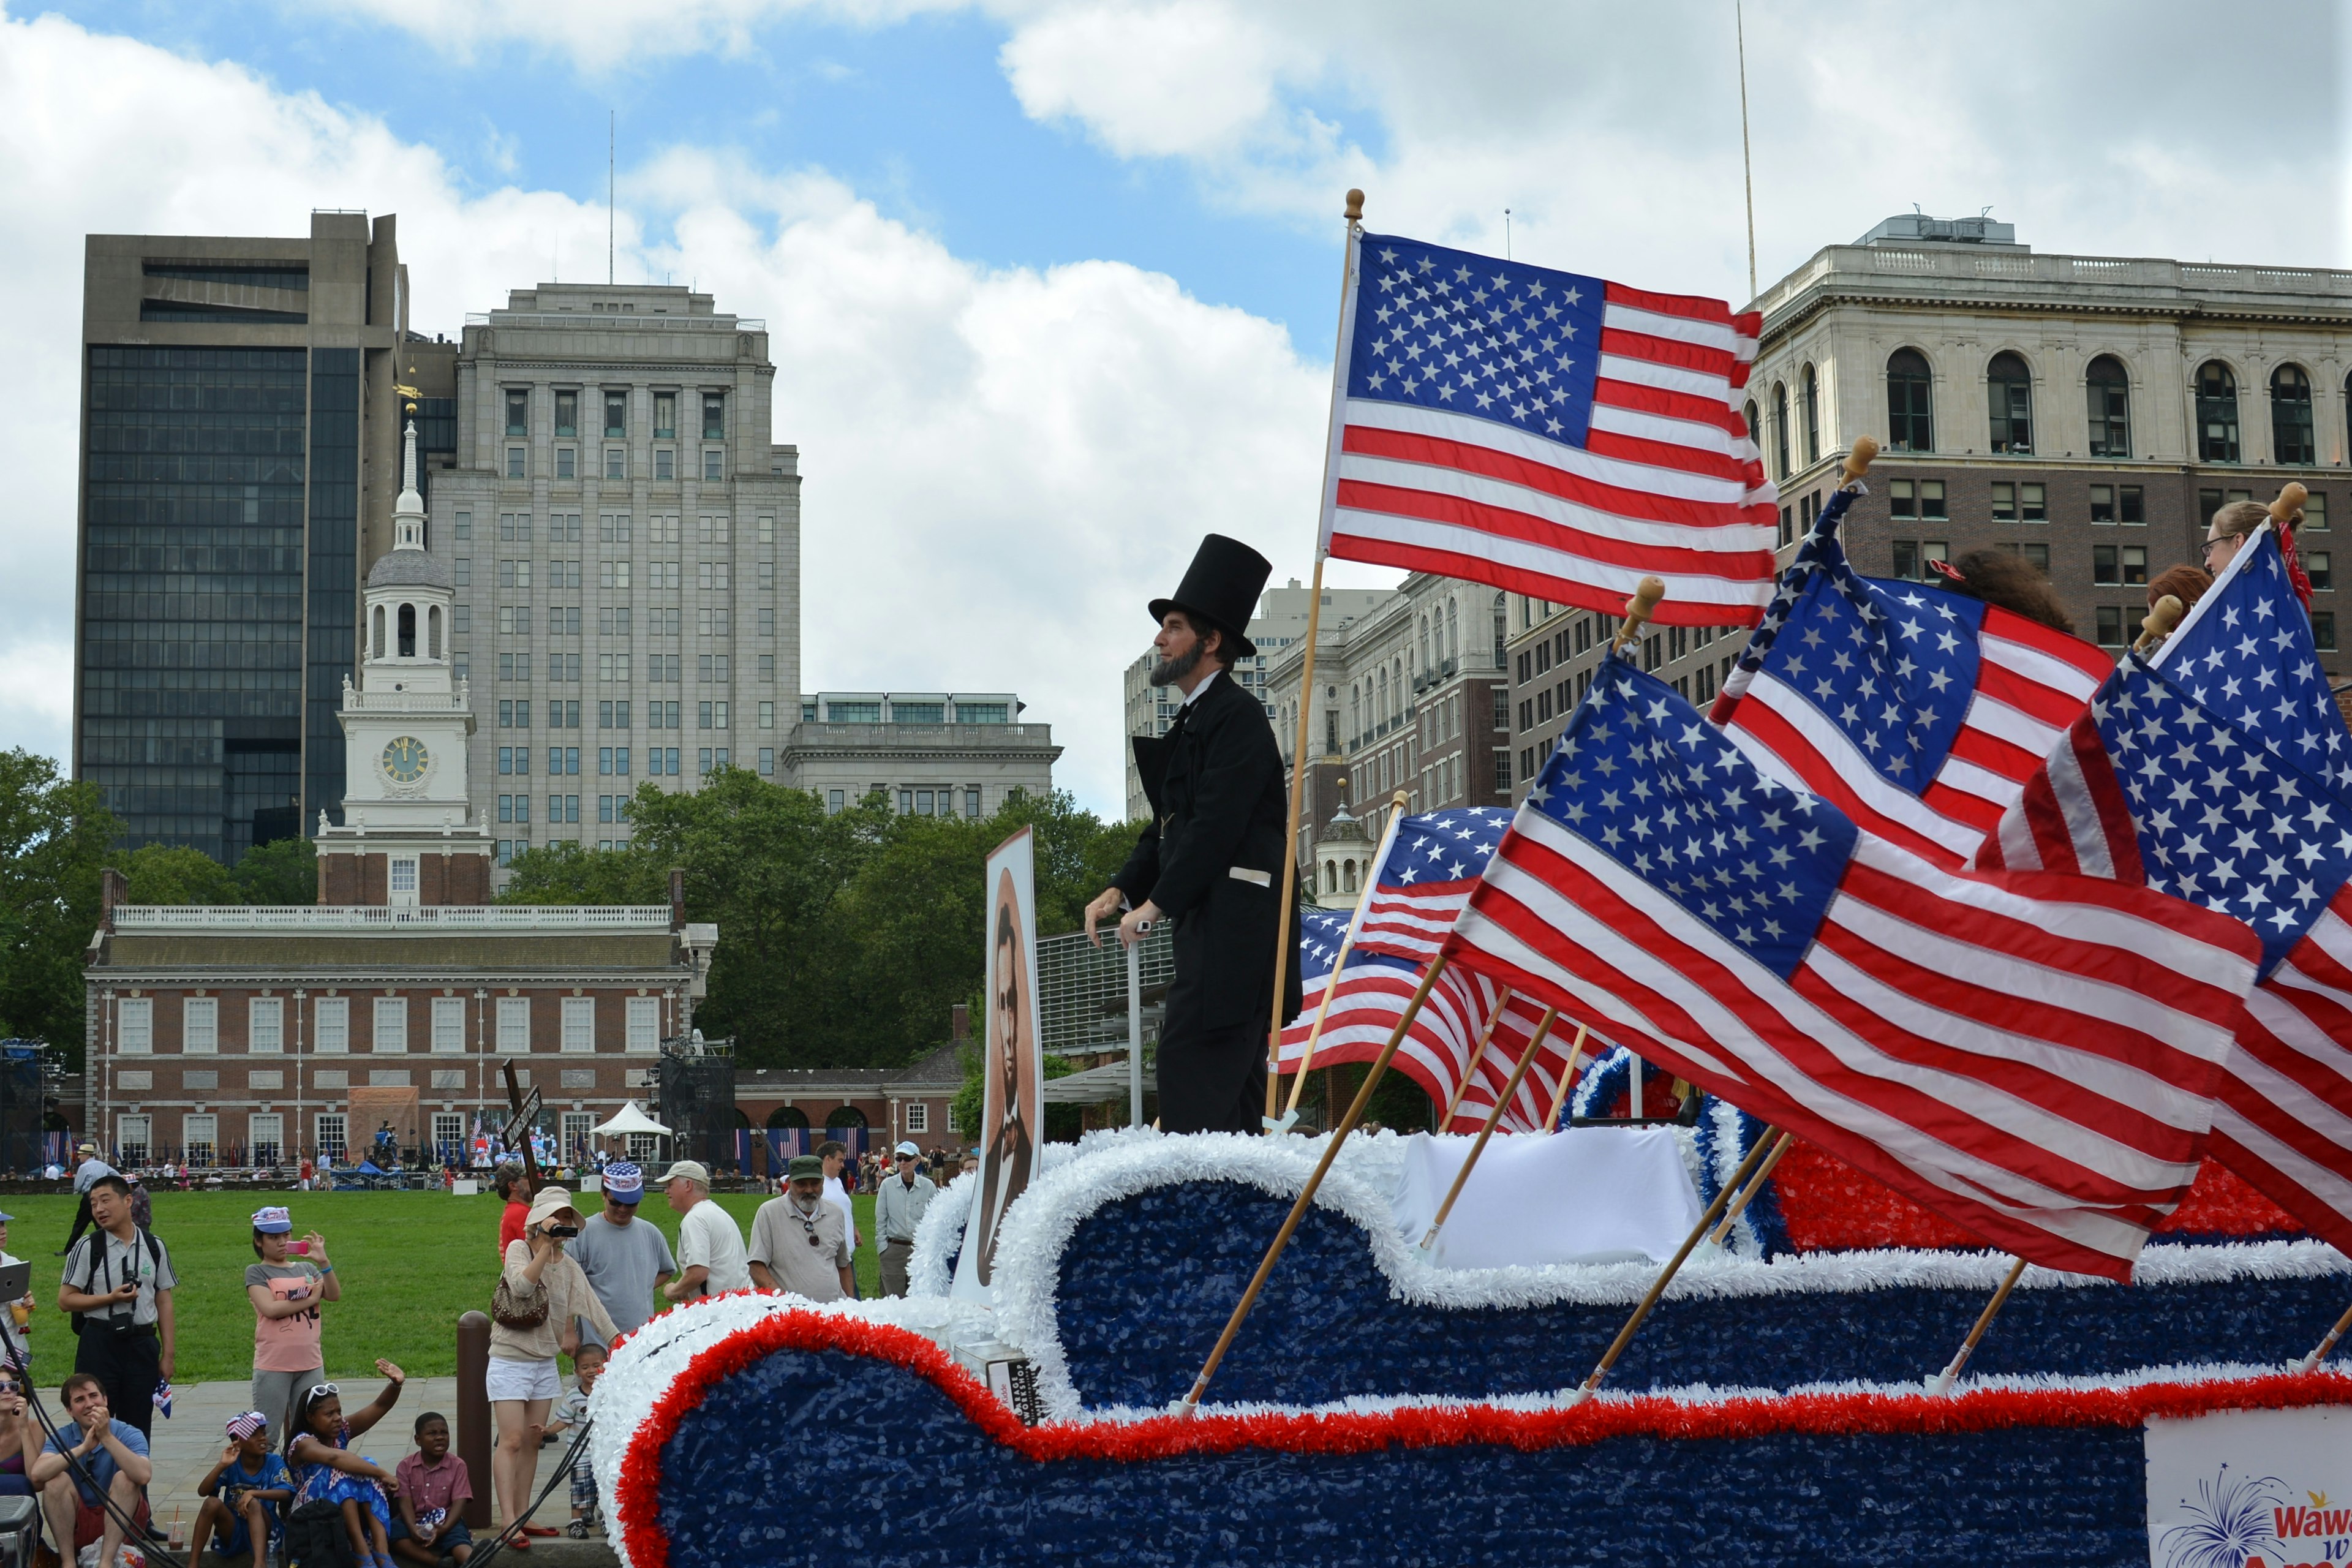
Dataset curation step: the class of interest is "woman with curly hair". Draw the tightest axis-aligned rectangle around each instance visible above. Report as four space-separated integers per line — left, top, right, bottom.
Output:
1929 549 2075 635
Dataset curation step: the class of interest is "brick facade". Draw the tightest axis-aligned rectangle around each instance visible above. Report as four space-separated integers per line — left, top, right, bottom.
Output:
316 851 494 908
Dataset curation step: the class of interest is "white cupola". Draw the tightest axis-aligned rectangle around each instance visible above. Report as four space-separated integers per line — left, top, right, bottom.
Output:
361 417 456 692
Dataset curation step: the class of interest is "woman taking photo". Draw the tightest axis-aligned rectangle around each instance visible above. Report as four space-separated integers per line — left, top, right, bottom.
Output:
489 1186 614 1549
247 1206 336 1443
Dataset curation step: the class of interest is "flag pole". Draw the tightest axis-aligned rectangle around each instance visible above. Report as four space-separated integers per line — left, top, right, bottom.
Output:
1705 1127 1793 1246
1418 1010 1563 1253
1930 1256 2030 1395
1183 952 1447 1414
1439 987 1513 1127
2295 1295 2352 1373
1282 788 1409 1121
1541 1024 1591 1132
1263 188 1368 1133
1567 1123 1779 1404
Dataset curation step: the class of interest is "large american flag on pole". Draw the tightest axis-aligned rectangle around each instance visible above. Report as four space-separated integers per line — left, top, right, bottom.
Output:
1977 531 2352 1255
1319 233 1777 625
1711 489 2111 869
1444 657 2263 1279
1281 908 1583 1131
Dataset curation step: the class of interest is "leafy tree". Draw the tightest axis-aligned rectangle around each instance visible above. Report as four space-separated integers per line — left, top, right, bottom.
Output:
951 1045 1084 1144
105 842 242 906
500 839 666 905
230 836 318 905
0 751 118 1063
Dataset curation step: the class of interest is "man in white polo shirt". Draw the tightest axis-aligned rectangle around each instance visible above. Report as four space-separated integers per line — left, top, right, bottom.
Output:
658 1161 749 1302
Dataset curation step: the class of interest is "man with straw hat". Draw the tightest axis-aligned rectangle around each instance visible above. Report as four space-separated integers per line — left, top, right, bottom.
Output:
1086 535 1302 1134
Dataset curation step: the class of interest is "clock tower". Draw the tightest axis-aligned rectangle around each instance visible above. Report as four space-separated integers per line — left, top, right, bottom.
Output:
314 415 494 907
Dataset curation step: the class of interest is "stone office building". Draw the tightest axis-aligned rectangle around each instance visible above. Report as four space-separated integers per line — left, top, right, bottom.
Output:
1502 213 2352 791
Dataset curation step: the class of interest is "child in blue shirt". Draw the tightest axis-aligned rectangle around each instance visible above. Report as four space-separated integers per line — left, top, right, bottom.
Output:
197 1411 293 1567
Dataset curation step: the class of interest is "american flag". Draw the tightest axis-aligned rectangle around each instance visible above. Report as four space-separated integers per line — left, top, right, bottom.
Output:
1321 233 1777 626
1975 541 2352 1255
1351 807 1515 965
1281 908 1584 1131
1444 656 2263 1280
1712 492 2111 869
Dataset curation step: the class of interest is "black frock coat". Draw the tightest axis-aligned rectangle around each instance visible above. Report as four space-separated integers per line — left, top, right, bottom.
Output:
1114 670 1303 1039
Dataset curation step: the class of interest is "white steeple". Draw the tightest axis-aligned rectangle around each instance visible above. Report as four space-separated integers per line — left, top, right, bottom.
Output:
393 415 426 551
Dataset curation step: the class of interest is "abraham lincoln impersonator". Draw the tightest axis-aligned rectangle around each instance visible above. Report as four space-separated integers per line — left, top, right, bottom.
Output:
1087 535 1301 1134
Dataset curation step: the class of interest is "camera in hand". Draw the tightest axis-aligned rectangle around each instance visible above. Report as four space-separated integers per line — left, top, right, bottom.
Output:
546 1224 581 1238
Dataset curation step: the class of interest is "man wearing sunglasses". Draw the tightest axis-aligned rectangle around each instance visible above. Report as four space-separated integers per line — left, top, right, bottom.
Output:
747 1157 854 1302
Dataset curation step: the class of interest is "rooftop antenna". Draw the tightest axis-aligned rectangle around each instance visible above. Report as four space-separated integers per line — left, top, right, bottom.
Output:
1735 0 1757 300
1504 208 1512 260
609 111 616 287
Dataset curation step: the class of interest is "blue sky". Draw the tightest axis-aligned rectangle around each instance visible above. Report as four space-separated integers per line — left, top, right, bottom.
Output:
0 1 2342 815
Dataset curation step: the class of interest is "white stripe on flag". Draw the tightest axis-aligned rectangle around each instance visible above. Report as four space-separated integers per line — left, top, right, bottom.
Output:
1342 398 1751 505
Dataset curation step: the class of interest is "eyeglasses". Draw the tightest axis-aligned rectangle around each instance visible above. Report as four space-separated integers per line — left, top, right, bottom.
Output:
2201 535 2235 559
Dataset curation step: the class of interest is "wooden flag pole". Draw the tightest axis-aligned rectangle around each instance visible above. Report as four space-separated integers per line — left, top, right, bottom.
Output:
1182 953 1447 1414
1282 789 1409 1120
1705 1128 1793 1247
2133 593 2185 656
1541 1023 1592 1132
1567 1125 1779 1403
1418 1008 1559 1252
1612 576 1668 654
1439 987 1513 1127
1930 1256 2030 1395
2294 1294 2352 1374
1262 187 1368 1133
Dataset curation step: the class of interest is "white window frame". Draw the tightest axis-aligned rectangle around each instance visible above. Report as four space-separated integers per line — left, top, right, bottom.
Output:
374 998 409 1054
315 1114 348 1165
497 997 532 1053
249 1114 284 1167
249 997 284 1055
560 997 597 1054
431 997 466 1054
625 997 660 1052
116 1115 151 1165
184 1114 218 1168
905 1102 929 1134
179 997 217 1055
390 857 419 909
118 998 153 1055
432 1112 464 1155
315 998 349 1054
560 1110 594 1160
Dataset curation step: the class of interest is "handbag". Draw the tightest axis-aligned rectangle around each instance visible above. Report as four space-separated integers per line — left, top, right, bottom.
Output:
491 1270 549 1330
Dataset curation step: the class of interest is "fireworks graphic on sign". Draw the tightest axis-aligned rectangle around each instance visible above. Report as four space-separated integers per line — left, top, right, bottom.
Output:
2159 1463 2287 1568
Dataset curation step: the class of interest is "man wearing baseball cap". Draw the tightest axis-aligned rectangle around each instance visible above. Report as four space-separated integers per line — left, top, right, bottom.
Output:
747 1157 854 1303
872 1143 937 1298
568 1162 676 1348
658 1161 749 1302
58 1142 118 1257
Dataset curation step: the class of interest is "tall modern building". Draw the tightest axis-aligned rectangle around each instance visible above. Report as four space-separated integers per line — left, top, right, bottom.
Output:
75 213 450 862
423 284 801 870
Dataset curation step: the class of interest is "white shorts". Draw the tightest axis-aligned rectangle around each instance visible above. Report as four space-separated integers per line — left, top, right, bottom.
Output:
484 1355 560 1403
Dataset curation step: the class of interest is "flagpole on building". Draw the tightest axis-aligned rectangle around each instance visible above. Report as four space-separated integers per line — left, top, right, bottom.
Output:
1281 788 1408 1121
1262 189 1367 1134
1930 1256 2030 1395
1185 953 1447 1414
1440 988 1514 1127
1418 1012 1565 1253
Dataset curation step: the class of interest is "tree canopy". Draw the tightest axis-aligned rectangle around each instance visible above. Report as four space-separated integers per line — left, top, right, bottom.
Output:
0 750 118 1060
501 771 1136 1072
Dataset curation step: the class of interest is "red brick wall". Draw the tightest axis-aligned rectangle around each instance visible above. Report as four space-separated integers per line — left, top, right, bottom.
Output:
317 850 492 907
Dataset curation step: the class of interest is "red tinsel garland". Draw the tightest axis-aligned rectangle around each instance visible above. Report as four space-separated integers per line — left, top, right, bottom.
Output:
614 1308 2352 1568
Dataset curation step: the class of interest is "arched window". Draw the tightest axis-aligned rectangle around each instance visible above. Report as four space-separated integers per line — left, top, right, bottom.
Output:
1376 666 1389 725
427 605 442 660
824 1106 869 1129
1418 615 1430 671
397 603 417 658
1987 352 2033 454
1349 684 1360 741
2196 361 2240 462
1343 859 1357 894
2086 356 2130 458
1887 349 1933 451
1800 363 1820 467
370 605 385 660
764 1106 809 1131
1492 592 1507 669
1744 398 1760 449
1446 598 1459 662
1771 382 1790 479
2272 364 2315 466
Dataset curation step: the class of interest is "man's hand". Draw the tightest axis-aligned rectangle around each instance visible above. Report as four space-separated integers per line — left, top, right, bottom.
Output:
1083 887 1123 948
1118 900 1163 949
159 1348 173 1382
107 1282 138 1306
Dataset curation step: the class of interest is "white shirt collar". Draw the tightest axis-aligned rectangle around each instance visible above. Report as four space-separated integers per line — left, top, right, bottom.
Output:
1180 668 1221 709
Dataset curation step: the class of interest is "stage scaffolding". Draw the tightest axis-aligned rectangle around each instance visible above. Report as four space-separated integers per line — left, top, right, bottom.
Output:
655 1033 738 1173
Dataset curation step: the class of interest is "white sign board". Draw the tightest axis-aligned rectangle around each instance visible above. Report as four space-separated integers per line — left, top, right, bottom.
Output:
951 827 1042 1303
2147 1406 2352 1568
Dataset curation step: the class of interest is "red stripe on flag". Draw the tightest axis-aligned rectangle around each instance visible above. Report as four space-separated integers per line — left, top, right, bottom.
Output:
1583 427 1763 488
1976 658 2097 731
1333 480 1776 582
1588 377 1751 440
1597 326 1740 382
1602 281 1743 325
1340 424 1772 532
1319 530 1768 629
1727 699 1967 867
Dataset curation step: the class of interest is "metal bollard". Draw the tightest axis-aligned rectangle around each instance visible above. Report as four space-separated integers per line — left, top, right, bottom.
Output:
455 1310 494 1529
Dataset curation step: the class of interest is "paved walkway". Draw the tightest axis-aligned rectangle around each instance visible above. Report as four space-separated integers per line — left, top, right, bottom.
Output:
134 1378 616 1564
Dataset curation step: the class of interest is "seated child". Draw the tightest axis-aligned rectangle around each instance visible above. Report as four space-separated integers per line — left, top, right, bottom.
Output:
286 1362 405 1568
390 1411 473 1567
195 1411 293 1567
539 1344 604 1538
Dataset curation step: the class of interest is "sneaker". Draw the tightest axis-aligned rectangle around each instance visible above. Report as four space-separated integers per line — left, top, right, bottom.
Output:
565 1521 588 1539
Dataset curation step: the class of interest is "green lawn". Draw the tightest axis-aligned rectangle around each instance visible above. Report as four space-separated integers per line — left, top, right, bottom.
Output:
2 1188 883 1386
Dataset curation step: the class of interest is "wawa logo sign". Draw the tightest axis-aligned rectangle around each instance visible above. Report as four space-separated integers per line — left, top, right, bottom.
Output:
2146 1407 2351 1568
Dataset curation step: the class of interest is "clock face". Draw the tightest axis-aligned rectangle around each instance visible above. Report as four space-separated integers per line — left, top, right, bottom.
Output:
380 736 431 785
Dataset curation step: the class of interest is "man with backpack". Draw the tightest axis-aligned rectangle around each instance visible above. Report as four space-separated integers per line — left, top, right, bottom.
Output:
57 1175 175 1441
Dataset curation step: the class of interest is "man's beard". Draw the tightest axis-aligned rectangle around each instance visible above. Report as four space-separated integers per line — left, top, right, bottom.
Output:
1149 641 1204 687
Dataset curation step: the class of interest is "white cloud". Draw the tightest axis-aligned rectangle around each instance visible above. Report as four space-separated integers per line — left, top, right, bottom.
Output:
324 0 956 71
998 1 1313 160
0 7 1329 816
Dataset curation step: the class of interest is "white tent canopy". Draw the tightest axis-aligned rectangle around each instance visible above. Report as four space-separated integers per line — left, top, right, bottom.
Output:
592 1101 672 1137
